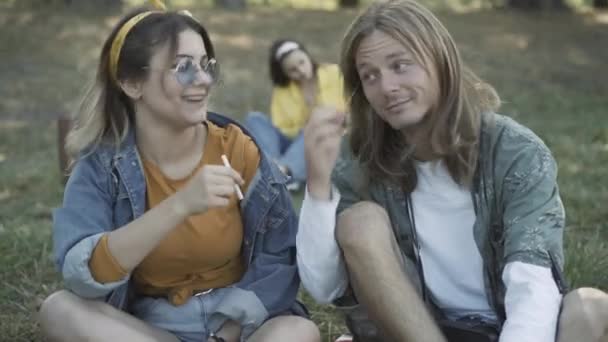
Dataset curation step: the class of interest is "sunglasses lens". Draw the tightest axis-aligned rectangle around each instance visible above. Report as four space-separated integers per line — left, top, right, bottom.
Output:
173 59 220 86
176 72 194 86
175 60 198 86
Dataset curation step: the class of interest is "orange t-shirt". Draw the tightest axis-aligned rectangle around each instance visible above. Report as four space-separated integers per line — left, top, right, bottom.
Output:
89 122 260 305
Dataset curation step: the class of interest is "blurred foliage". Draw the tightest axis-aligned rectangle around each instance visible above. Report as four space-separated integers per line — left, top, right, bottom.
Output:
1 0 605 11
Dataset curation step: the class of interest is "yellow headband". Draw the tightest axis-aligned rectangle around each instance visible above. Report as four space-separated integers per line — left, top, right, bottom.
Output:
108 0 167 84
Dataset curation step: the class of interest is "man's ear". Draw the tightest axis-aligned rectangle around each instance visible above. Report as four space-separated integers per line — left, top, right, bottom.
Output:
119 79 143 100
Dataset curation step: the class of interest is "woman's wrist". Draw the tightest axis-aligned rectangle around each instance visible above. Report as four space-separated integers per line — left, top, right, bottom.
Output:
167 192 192 218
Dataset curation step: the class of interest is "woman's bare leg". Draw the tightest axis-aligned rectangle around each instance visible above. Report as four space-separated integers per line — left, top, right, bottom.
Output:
38 290 179 342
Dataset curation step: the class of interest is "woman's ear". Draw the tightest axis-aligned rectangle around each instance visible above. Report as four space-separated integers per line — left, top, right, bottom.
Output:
119 79 143 100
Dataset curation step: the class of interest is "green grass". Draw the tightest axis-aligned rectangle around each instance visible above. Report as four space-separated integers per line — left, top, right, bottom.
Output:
1 3 607 341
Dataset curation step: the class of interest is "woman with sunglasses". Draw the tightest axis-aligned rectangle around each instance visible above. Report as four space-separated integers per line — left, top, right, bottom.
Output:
245 39 347 191
38 4 319 342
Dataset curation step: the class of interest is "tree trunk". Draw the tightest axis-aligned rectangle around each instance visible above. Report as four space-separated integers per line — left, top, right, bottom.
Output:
339 0 359 8
214 0 246 10
594 0 608 8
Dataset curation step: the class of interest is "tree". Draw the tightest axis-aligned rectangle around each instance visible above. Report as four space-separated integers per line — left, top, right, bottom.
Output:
214 0 246 10
339 0 359 8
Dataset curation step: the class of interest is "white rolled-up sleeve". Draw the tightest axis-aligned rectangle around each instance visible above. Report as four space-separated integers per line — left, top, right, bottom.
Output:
499 261 562 342
296 186 349 304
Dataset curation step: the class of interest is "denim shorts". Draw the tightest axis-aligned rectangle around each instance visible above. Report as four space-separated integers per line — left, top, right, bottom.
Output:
131 288 228 342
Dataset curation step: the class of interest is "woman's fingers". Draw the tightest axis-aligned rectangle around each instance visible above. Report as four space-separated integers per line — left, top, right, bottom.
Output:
204 165 244 185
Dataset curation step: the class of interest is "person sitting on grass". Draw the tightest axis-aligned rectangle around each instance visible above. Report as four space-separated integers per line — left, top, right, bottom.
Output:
38 2 320 342
297 0 608 341
245 38 347 192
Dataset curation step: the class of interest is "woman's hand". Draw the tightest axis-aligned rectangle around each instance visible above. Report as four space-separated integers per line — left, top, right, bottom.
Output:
174 165 244 216
304 106 345 200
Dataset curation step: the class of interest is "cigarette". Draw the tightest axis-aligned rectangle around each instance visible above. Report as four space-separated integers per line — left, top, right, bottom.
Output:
221 154 244 200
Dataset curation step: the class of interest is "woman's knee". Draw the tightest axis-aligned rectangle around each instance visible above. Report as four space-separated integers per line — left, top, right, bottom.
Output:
39 290 88 340
39 290 178 342
39 290 78 323
336 201 392 252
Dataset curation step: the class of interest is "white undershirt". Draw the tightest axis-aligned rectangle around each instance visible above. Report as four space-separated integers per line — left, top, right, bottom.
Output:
296 161 562 342
411 160 495 320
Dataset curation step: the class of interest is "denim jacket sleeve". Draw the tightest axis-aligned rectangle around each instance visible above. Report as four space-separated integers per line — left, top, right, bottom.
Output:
52 153 129 299
496 124 565 270
208 163 301 339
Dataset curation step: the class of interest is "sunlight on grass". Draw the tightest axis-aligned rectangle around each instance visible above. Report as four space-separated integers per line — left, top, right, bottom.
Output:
212 33 257 48
592 10 608 23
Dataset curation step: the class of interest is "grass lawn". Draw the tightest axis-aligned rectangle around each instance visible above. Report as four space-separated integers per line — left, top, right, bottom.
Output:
1 2 607 341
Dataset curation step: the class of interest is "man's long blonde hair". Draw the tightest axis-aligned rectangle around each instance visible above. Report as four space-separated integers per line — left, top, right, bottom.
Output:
340 0 500 192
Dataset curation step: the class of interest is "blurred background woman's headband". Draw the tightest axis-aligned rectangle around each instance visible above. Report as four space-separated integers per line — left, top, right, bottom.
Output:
275 41 300 61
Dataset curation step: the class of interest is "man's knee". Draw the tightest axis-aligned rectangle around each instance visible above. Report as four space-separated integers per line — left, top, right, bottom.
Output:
559 287 608 341
561 287 608 319
254 316 320 342
336 201 392 252
287 317 320 342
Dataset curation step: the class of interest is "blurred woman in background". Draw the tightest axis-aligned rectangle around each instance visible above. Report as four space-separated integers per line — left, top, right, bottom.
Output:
245 39 346 191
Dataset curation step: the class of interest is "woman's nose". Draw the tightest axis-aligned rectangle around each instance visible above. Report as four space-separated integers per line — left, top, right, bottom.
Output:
297 66 307 76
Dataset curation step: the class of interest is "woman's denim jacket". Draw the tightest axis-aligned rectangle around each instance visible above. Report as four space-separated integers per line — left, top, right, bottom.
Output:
52 113 301 337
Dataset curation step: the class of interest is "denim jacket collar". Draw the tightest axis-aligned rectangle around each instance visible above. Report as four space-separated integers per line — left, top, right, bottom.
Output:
95 112 289 218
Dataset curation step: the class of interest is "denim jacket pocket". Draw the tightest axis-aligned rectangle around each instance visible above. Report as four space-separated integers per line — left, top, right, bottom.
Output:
255 191 290 234
265 206 288 231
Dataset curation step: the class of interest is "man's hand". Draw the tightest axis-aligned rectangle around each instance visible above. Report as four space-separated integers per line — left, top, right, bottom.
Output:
304 106 345 200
